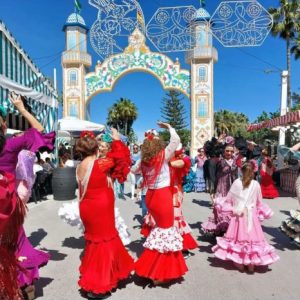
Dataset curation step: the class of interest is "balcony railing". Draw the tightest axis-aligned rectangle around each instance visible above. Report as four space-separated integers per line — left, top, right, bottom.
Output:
62 51 92 67
185 47 218 63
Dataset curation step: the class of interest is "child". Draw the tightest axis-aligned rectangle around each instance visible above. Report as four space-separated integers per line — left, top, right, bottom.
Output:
212 161 279 272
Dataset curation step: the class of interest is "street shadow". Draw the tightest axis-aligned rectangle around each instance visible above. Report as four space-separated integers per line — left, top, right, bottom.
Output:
192 199 211 208
279 210 291 216
126 239 144 257
133 214 143 225
62 236 85 250
207 257 271 274
34 277 54 298
28 228 47 247
262 225 299 251
40 248 67 261
198 243 213 254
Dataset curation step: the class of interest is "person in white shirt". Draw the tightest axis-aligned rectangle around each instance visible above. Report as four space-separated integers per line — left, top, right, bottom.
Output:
134 122 188 286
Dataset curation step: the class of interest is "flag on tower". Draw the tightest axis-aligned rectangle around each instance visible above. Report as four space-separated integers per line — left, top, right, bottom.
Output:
200 0 206 7
137 9 144 28
75 0 82 13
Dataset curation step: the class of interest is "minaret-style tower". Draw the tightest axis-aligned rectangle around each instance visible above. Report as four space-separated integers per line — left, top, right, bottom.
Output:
62 11 91 119
186 5 218 157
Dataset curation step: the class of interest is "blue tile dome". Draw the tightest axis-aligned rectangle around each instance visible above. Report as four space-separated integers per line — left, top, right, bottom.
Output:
63 13 89 31
194 7 210 21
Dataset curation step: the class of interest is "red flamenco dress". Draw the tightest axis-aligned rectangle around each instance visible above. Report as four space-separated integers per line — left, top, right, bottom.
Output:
78 140 134 295
260 158 279 199
135 128 188 282
0 171 24 299
170 155 198 251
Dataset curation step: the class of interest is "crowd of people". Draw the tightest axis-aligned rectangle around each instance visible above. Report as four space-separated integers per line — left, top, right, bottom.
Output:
1 92 300 300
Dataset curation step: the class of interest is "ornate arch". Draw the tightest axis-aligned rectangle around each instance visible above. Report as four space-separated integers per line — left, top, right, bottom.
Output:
85 29 190 103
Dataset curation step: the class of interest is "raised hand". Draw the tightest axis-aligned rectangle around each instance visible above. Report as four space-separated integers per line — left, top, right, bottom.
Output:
110 128 120 141
157 121 171 129
8 92 26 113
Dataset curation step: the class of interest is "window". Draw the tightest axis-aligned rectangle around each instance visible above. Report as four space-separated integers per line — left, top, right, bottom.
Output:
79 33 86 52
197 97 208 118
69 70 77 85
67 31 76 50
198 66 207 82
69 100 78 117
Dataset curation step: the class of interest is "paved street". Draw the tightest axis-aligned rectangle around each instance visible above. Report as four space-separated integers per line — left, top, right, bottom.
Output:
25 184 300 300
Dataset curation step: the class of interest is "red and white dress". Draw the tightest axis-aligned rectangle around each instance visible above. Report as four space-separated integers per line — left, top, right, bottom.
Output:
141 155 198 251
78 141 134 294
135 128 188 281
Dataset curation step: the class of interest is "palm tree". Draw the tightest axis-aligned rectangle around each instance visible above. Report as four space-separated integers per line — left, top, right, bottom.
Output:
107 98 138 136
291 35 300 60
268 0 300 108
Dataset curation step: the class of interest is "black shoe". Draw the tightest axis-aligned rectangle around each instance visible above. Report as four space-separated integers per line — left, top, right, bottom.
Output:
86 292 111 299
182 250 192 259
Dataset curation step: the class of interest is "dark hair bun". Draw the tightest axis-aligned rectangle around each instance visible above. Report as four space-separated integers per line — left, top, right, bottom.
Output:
75 136 98 158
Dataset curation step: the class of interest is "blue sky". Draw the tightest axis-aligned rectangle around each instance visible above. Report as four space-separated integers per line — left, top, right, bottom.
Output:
1 0 300 140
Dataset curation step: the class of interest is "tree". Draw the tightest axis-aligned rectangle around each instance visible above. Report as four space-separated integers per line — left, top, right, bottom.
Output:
214 110 249 137
247 111 279 144
161 90 188 130
291 35 300 60
160 90 190 146
268 0 300 108
107 98 138 140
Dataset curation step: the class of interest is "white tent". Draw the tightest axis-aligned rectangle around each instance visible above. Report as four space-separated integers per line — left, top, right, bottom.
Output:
57 117 105 132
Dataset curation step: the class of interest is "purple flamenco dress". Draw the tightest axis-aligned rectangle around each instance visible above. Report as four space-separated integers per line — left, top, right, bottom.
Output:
0 128 55 287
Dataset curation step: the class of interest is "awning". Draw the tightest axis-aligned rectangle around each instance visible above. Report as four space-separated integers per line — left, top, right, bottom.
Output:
247 110 300 132
58 117 105 132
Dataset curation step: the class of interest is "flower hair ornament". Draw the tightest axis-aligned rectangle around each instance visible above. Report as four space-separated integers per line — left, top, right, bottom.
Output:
144 129 159 141
243 159 258 172
80 131 95 139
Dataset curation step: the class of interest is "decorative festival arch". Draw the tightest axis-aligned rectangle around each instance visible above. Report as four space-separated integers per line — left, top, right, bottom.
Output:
85 29 190 104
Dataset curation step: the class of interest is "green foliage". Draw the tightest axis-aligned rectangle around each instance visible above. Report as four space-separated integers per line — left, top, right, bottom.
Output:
247 111 280 144
161 90 188 130
268 0 300 107
160 90 190 146
107 98 138 139
214 110 249 137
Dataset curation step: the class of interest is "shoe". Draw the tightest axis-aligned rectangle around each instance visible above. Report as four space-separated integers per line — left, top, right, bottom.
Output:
182 250 192 259
233 262 245 272
247 264 255 273
23 285 35 300
86 292 111 299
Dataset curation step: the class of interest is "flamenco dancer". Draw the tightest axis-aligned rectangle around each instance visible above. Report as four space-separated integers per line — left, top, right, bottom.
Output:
0 93 55 299
134 122 188 286
279 142 300 246
259 149 279 199
75 129 134 298
212 162 279 272
139 143 198 258
202 143 238 235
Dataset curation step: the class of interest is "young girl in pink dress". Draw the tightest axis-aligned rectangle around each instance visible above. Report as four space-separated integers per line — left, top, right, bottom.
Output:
212 162 279 272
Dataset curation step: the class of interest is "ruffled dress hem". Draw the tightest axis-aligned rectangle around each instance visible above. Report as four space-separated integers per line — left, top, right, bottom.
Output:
212 237 279 266
135 248 188 281
79 235 134 294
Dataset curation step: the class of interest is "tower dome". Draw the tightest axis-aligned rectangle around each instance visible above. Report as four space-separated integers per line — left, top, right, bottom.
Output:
194 7 210 21
63 12 89 31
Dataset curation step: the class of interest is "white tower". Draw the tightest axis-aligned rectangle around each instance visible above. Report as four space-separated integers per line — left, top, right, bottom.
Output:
186 6 218 157
62 12 91 119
